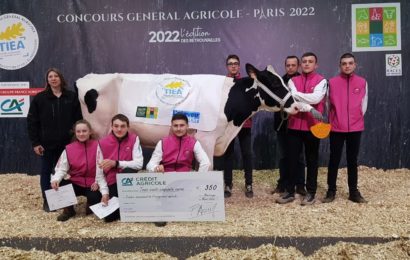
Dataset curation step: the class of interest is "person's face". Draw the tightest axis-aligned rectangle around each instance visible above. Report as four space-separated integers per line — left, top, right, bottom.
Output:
47 71 62 89
112 119 128 138
301 56 318 74
226 58 240 76
171 119 188 137
285 58 299 76
75 123 91 142
340 57 356 75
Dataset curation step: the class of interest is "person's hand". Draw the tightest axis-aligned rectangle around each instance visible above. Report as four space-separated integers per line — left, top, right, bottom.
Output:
155 165 164 173
310 108 323 121
101 194 110 206
98 159 116 170
51 181 59 190
33 145 45 156
90 182 99 191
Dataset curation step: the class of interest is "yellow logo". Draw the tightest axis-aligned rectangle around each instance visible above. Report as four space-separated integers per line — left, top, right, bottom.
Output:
164 81 184 89
0 22 25 40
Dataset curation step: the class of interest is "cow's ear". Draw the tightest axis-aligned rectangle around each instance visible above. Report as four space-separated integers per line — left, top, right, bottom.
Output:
266 65 276 74
246 63 259 77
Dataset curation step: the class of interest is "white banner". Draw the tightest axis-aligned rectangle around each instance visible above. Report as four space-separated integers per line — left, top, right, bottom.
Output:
0 81 30 117
118 74 226 131
117 172 225 222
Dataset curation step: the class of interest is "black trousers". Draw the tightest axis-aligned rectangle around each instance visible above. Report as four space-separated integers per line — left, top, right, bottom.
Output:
276 131 305 189
327 131 362 193
223 127 253 186
286 130 320 195
60 179 101 208
104 183 120 222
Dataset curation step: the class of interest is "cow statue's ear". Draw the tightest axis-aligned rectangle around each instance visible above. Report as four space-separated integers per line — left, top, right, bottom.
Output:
266 65 276 74
245 63 259 77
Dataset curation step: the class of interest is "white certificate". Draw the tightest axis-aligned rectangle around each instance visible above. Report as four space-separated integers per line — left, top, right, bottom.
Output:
45 184 78 211
117 171 225 222
89 197 120 219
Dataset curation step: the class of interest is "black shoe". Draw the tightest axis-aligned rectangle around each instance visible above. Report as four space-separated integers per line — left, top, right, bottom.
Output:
57 207 76 222
322 191 336 203
224 184 232 198
301 193 316 206
275 192 295 204
271 185 285 194
296 186 307 196
349 191 367 203
245 185 253 198
154 222 167 227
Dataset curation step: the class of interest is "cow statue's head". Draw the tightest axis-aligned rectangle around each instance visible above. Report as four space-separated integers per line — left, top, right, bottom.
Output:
224 63 298 127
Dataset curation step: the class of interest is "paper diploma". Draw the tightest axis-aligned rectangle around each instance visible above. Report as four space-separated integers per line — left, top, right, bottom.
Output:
45 184 78 211
89 197 120 219
117 171 225 222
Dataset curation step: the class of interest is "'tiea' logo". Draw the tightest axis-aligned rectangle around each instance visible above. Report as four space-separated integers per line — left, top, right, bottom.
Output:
0 13 39 70
121 177 133 186
1 98 24 115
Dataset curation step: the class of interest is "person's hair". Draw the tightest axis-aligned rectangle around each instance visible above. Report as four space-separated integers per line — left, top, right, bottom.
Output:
339 53 355 63
226 54 240 65
44 68 67 91
171 113 189 124
301 52 318 63
111 113 130 126
285 55 300 65
71 119 96 141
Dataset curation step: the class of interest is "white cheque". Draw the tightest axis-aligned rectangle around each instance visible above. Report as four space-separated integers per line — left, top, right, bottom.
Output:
117 171 225 222
45 184 78 211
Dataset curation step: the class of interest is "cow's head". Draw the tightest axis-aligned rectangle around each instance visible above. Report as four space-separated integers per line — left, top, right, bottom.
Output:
224 63 298 127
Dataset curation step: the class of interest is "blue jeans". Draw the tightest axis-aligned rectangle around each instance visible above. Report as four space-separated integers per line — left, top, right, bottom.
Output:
276 131 305 189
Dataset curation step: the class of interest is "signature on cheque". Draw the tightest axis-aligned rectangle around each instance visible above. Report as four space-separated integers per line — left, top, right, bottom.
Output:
189 203 217 218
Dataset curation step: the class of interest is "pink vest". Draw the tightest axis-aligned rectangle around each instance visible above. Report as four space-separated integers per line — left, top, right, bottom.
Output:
329 73 366 132
99 132 137 185
162 135 196 172
65 140 98 188
288 72 325 131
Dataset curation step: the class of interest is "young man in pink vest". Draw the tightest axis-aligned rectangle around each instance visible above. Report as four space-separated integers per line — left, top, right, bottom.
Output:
96 114 144 222
322 53 368 204
276 52 326 205
222 54 254 198
146 113 210 227
147 113 210 173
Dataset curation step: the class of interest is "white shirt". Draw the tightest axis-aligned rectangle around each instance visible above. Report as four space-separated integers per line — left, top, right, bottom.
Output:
52 150 70 183
96 136 144 195
146 139 211 172
288 78 327 112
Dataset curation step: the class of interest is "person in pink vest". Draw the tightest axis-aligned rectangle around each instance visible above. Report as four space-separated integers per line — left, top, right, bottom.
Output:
147 113 210 173
96 114 143 222
220 54 254 199
276 52 326 205
146 113 210 227
51 120 101 221
322 53 368 204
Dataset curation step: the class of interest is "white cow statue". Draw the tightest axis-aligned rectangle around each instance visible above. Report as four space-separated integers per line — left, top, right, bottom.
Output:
76 64 298 167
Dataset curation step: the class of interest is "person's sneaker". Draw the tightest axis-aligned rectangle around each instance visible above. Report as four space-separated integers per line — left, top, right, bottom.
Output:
296 186 307 196
154 222 167 227
275 192 295 204
322 191 336 203
348 191 367 203
245 185 253 198
224 185 232 198
271 185 285 194
57 208 76 222
301 193 316 206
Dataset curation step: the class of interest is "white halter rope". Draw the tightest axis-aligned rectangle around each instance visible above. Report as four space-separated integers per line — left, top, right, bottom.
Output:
254 79 292 109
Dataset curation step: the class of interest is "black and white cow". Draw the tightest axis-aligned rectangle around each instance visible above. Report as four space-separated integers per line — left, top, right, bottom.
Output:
76 64 298 167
